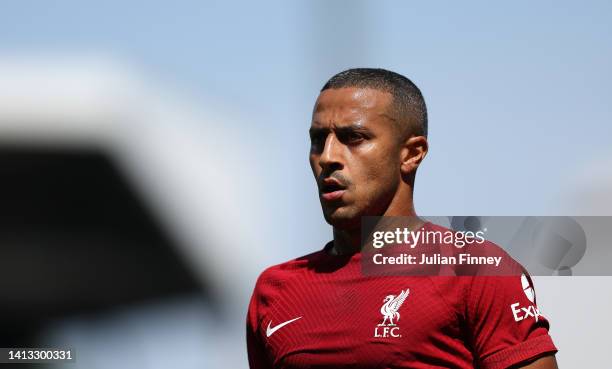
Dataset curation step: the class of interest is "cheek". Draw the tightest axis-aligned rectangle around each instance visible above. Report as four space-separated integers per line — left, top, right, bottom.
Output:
353 151 398 193
309 155 320 176
363 143 398 177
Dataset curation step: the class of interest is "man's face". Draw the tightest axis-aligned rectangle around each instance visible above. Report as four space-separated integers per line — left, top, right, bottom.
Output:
309 87 402 230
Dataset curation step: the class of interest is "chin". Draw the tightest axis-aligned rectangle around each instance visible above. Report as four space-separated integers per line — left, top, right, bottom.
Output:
324 207 361 230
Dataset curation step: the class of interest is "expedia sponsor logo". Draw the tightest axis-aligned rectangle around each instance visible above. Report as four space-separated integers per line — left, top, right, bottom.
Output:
510 274 542 322
374 289 409 338
511 302 542 322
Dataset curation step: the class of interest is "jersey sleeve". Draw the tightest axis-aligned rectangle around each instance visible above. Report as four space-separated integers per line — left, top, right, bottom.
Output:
466 272 558 369
246 273 272 369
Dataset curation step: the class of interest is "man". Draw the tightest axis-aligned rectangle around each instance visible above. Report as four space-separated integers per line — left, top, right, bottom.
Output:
247 68 558 368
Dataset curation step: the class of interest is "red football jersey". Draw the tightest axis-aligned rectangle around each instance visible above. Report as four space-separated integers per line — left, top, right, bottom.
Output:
246 222 557 369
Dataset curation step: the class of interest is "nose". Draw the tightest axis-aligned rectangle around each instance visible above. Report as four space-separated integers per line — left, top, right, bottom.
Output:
318 133 343 172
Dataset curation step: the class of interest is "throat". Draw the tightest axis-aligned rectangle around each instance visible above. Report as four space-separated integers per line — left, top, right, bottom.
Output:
331 227 362 255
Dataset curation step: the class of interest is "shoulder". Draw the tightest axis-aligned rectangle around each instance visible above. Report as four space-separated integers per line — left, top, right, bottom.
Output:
252 246 330 294
424 221 525 276
421 221 529 309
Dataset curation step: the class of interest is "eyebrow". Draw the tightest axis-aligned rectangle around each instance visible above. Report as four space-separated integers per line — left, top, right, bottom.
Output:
309 123 370 136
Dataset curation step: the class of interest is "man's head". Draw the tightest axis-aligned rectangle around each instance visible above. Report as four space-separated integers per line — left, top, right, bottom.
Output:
309 68 428 230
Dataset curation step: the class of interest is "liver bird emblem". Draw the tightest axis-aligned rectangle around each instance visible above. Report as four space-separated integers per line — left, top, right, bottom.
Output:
378 289 410 326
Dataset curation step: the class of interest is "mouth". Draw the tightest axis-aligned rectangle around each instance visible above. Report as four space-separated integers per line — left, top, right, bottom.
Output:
320 178 347 202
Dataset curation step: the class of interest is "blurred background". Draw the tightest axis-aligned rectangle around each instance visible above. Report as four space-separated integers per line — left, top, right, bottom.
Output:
0 0 611 368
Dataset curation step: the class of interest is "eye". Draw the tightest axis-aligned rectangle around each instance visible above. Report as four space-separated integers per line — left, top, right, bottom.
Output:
310 133 322 144
339 131 365 145
310 132 326 150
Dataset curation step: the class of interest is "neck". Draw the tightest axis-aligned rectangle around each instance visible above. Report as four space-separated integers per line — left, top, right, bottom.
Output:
330 186 419 255
331 227 362 255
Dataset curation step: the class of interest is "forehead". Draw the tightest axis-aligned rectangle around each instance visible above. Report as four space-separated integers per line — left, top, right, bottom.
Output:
312 87 393 126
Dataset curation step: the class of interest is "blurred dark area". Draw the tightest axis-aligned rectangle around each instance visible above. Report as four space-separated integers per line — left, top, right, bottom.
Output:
0 146 208 347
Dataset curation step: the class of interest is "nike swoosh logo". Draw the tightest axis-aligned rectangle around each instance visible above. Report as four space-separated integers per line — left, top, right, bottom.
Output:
266 316 302 337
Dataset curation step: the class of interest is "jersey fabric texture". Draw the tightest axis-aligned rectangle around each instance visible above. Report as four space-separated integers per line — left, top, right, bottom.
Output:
246 222 557 369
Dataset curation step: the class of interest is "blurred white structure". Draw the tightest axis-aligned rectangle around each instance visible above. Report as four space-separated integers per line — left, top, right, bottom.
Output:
0 58 270 305
0 58 274 368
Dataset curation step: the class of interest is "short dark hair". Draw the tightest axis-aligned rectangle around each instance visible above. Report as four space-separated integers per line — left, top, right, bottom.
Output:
321 68 428 138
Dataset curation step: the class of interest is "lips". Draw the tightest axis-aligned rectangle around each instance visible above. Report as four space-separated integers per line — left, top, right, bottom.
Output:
320 178 347 201
321 189 346 201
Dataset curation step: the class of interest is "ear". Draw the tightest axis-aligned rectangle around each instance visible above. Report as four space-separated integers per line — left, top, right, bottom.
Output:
399 136 428 175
